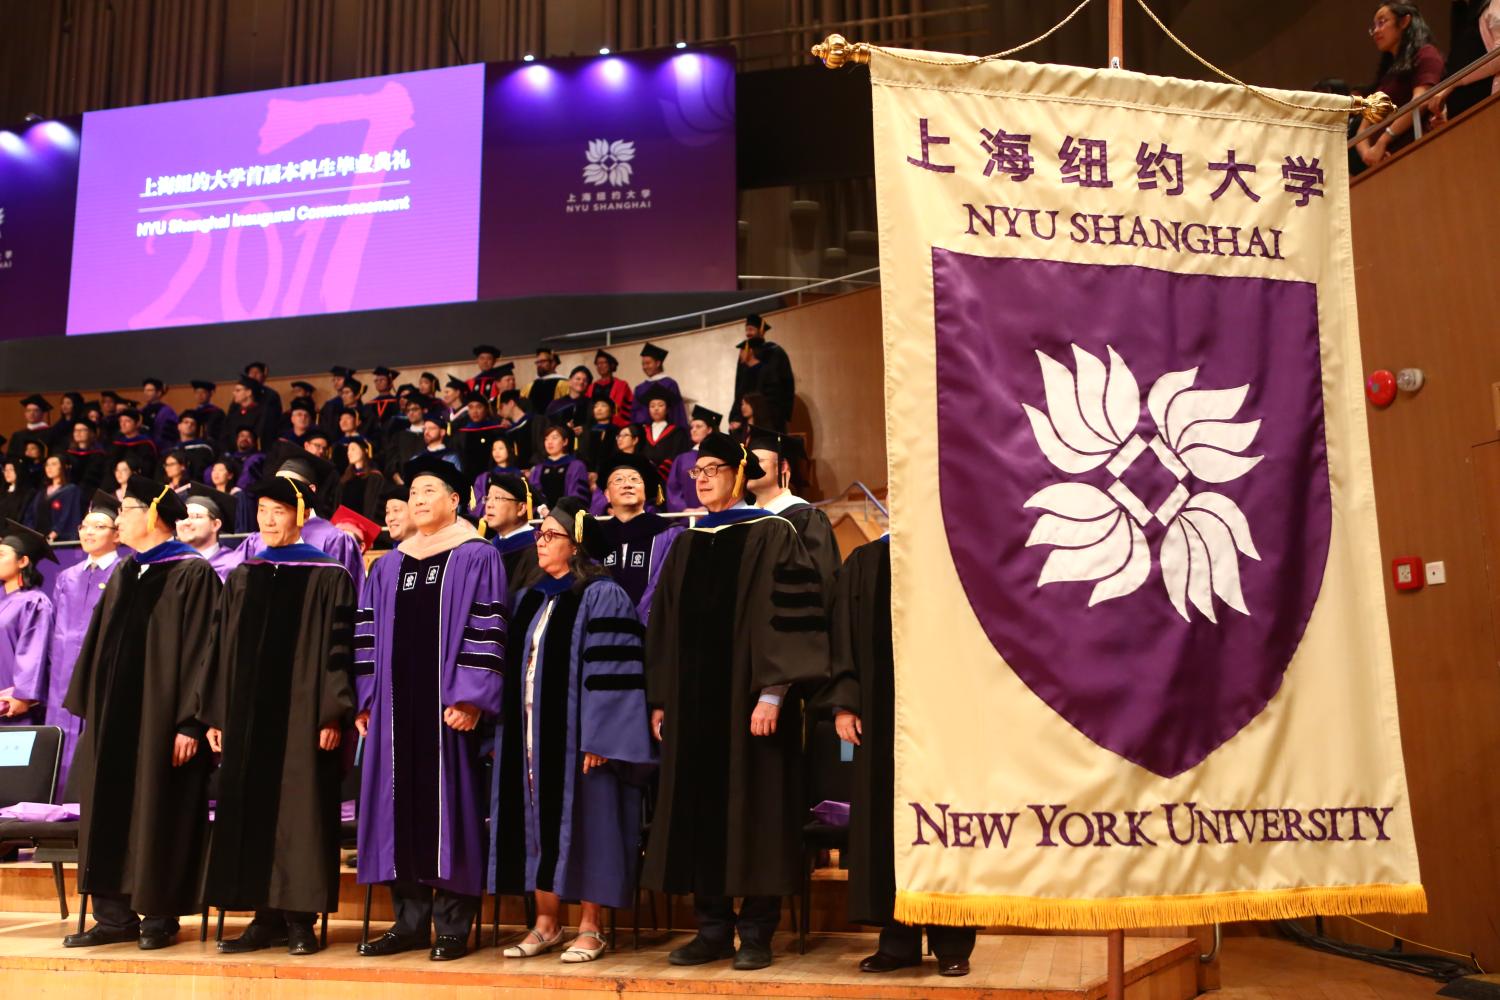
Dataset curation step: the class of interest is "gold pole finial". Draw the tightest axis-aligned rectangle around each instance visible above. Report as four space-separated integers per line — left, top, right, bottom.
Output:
1357 91 1396 124
811 33 870 69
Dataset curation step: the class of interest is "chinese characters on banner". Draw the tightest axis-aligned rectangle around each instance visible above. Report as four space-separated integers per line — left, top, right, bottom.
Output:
872 50 1425 929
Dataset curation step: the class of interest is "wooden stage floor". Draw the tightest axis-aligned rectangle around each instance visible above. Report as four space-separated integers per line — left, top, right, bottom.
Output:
0 912 1205 999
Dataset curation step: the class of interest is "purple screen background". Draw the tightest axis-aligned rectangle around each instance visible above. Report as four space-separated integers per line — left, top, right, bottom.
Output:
65 65 484 336
0 120 82 341
479 49 737 297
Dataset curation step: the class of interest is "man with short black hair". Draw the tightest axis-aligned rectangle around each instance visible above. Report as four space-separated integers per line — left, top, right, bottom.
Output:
321 367 354 437
367 367 404 446
525 348 567 415
63 476 221 951
175 413 216 479
8 395 53 461
282 399 317 447
187 381 226 446
631 342 689 429
746 428 840 593
483 472 543 599
594 454 682 621
140 379 179 451
226 375 275 452
354 455 507 961
243 361 283 434
469 346 503 399
111 409 160 474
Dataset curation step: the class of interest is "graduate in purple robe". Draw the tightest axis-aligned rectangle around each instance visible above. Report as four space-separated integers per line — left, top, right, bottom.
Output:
0 520 58 729
177 483 243 581
354 455 506 962
593 454 682 622
664 406 721 512
235 452 364 588
527 423 590 512
489 496 654 964
46 492 123 796
630 343 689 429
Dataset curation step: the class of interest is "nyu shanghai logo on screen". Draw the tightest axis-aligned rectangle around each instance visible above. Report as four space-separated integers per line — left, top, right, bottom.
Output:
1021 345 1262 623
565 138 654 215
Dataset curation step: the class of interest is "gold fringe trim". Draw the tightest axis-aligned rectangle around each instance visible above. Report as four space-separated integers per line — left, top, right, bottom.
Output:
894 883 1427 930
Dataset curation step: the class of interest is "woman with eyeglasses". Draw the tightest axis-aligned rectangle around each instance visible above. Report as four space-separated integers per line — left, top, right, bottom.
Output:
1357 3 1445 165
0 520 57 727
490 495 654 965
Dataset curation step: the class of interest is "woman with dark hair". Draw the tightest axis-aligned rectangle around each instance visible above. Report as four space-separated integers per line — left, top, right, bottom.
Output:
1357 3 1445 164
490 496 653 964
0 520 57 726
0 461 36 527
527 424 590 513
30 455 83 542
735 393 776 444
473 437 522 511
161 450 192 491
340 439 387 523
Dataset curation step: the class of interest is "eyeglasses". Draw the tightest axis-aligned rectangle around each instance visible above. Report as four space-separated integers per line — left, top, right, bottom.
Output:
607 474 645 488
119 503 149 513
536 529 571 545
1369 15 1394 34
687 462 732 480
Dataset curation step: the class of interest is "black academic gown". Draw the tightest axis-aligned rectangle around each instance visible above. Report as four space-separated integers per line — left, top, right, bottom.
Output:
493 529 545 603
774 501 841 604
813 538 895 925
642 509 830 897
198 550 356 915
64 542 221 917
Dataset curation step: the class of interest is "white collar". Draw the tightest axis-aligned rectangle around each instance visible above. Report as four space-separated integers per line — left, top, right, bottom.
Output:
760 491 806 515
645 372 667 381
499 524 533 540
650 420 668 433
87 549 120 571
195 543 221 560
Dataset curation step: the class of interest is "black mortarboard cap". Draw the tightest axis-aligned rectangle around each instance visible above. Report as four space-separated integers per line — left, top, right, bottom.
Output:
342 377 365 396
637 382 676 405
599 452 663 500
404 454 467 496
420 371 439 384
382 483 410 505
463 392 490 407
290 380 315 394
690 405 723 429
546 496 610 560
288 397 315 415
142 377 165 392
124 475 190 525
268 447 333 486
19 394 51 411
62 391 85 407
304 428 332 445
594 349 618 368
330 365 354 378
373 366 399 379
396 383 418 396
499 389 523 405
472 344 501 357
2 519 55 565
99 390 132 404
190 379 216 392
249 474 313 525
118 407 142 422
88 490 121 519
639 342 668 362
569 365 592 380
493 362 515 377
181 482 235 522
444 375 468 393
745 312 770 333
697 431 764 486
487 473 533 518
244 361 268 373
235 374 265 396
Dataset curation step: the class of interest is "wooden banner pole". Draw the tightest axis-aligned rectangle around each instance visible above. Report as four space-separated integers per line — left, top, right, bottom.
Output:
1108 0 1124 68
1106 2 1125 995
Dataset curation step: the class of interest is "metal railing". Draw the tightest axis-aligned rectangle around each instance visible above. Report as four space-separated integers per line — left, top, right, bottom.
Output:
541 266 879 346
1349 44 1500 152
814 479 889 519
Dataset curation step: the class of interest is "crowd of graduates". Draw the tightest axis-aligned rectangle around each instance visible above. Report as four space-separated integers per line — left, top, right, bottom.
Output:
0 312 975 980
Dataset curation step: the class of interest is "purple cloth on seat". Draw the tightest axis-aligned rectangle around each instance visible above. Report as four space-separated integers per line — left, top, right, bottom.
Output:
810 800 850 828
0 801 80 822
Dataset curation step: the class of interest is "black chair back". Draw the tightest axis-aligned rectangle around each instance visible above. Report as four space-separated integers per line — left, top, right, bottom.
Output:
0 726 63 807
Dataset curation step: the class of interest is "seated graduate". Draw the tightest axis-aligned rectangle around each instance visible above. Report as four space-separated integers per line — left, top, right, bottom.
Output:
664 406 721 513
64 418 109 496
174 412 216 481
236 451 364 588
456 393 506 479
745 428 840 596
198 474 356 958
546 366 595 433
177 483 242 581
418 411 464 472
490 495 654 964
496 389 539 469
339 439 386 523
111 408 160 473
578 398 619 476
30 454 83 542
48 492 122 795
188 380 226 446
280 398 317 447
0 458 36 526
527 421 589 514
642 432 830 972
0 520 57 727
593 453 682 622
483 472 545 600
591 424 647 515
589 350 634 427
63 476 220 951
8 394 53 462
639 385 691 481
814 533 976 978
226 427 267 489
138 379 179 453
630 342 688 429
161 449 193 492
472 436 521 508
384 396 430 478
353 454 507 962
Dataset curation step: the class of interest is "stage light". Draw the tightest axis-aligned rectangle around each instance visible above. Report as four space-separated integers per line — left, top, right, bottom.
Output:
0 130 26 156
523 63 554 89
523 53 535 62
675 41 687 49
38 120 77 149
599 47 611 55
673 52 701 78
599 57 626 84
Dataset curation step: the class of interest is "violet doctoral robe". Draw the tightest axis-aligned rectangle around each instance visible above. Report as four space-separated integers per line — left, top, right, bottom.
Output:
489 574 654 908
354 537 506 896
238 514 363 589
630 375 689 430
48 557 123 795
197 544 356 914
528 456 590 510
64 539 221 916
0 588 54 727
596 514 684 622
664 447 698 512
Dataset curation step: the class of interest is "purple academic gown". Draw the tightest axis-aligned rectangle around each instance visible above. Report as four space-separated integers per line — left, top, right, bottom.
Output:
664 446 698 512
237 515 363 589
354 538 507 896
527 456 590 510
48 557 121 795
488 575 654 908
199 543 244 582
630 376 688 429
0 589 53 728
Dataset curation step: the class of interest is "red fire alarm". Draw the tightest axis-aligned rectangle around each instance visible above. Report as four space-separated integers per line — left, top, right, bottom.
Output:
1367 369 1397 407
1392 556 1424 591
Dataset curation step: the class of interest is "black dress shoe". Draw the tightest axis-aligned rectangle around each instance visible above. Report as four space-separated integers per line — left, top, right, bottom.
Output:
63 924 139 948
218 922 289 954
668 935 736 966
138 929 177 950
429 934 469 961
358 930 425 957
859 950 922 973
286 923 320 956
732 942 773 971
938 956 971 977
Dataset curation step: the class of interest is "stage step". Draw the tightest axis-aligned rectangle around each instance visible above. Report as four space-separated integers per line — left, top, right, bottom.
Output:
0 911 1200 999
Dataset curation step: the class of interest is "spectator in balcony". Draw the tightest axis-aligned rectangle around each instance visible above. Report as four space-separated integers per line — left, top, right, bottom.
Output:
1357 3 1445 165
579 398 619 478
341 440 388 525
243 361 283 437
64 419 109 496
640 386 691 482
547 366 595 435
139 379 179 452
526 348 569 417
731 314 794 433
189 381 226 447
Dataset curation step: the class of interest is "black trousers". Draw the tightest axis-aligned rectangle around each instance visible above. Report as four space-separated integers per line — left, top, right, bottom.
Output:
248 909 316 930
92 892 180 936
694 895 780 949
387 880 479 939
877 922 977 962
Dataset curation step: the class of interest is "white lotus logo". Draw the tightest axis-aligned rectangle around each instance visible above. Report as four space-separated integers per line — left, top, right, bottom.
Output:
583 139 635 187
1022 345 1262 623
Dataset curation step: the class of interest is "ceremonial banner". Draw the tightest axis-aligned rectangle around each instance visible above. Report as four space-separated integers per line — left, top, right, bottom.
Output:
874 51 1425 927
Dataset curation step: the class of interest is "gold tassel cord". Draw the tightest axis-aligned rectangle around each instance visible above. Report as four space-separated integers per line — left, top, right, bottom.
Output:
145 485 171 532
289 480 307 527
811 0 1392 125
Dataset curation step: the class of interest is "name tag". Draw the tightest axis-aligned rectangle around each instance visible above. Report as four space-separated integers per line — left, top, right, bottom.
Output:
0 731 37 767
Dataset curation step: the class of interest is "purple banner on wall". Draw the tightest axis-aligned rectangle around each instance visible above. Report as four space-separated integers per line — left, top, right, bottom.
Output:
65 65 485 336
0 119 82 341
479 48 737 297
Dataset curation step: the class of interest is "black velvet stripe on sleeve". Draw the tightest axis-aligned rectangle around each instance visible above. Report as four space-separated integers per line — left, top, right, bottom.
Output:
773 566 820 585
585 616 645 638
354 608 375 624
353 634 375 650
582 644 644 664
771 590 822 608
455 651 503 673
771 614 828 633
462 625 506 644
468 600 507 619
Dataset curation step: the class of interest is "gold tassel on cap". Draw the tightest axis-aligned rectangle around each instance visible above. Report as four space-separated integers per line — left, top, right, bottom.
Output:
289 480 307 527
145 485 171 532
573 510 584 544
472 488 487 537
523 480 534 521
732 444 747 500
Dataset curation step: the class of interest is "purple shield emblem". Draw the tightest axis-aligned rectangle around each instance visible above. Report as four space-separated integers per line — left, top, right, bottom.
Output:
933 251 1331 777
